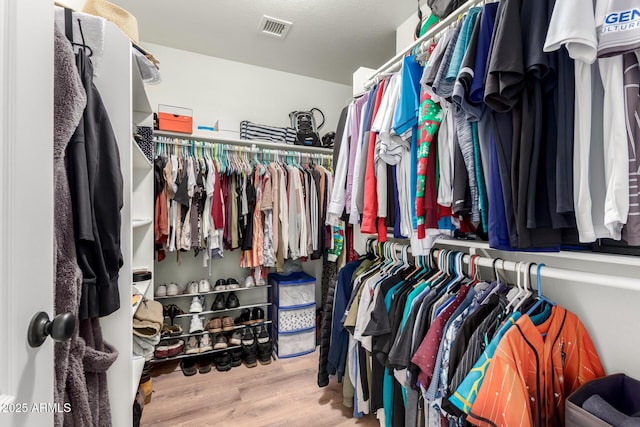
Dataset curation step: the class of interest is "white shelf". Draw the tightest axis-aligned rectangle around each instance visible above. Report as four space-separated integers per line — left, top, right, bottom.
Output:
155 130 334 155
132 139 152 170
131 355 146 403
132 218 153 229
132 279 152 317
132 50 153 126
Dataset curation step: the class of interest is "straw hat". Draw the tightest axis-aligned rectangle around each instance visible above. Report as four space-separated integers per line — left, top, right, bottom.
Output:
81 0 159 65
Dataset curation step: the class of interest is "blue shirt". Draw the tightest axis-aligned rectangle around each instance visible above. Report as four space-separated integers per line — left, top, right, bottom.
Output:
327 260 363 382
470 2 499 104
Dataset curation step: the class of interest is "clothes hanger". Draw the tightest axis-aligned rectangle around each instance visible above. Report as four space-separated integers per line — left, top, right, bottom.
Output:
512 262 534 312
505 261 523 309
64 9 94 57
526 263 554 316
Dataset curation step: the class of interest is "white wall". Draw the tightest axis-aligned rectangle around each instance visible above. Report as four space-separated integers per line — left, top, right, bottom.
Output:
395 4 431 53
142 42 351 139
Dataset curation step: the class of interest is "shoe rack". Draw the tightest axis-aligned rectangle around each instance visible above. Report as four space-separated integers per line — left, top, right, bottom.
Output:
151 285 272 362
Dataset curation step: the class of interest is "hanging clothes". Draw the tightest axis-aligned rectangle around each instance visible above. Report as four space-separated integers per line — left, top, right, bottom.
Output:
153 140 333 271
320 243 606 426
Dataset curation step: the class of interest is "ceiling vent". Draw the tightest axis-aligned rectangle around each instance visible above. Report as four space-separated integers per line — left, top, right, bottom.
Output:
259 15 292 39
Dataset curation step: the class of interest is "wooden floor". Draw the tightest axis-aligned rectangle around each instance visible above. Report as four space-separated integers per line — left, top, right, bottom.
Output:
141 351 379 427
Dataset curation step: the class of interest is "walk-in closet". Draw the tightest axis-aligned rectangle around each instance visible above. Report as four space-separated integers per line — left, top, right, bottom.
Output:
3 0 640 426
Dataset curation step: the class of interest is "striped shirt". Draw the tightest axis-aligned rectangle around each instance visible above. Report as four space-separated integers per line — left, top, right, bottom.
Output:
240 120 297 145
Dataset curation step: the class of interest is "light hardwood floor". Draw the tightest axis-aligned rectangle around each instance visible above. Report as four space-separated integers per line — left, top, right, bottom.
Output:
141 351 379 427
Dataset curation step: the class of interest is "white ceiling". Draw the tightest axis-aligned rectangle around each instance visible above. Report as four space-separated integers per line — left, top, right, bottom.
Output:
113 0 417 85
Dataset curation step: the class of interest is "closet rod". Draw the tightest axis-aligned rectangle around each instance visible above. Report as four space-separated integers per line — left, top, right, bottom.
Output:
154 130 334 155
154 137 332 160
432 249 640 292
363 0 481 90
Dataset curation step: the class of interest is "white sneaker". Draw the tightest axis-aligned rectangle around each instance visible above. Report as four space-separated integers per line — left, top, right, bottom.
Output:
166 283 179 296
155 284 167 297
189 315 204 334
243 276 255 288
189 296 204 313
199 278 211 293
186 281 198 295
256 278 266 287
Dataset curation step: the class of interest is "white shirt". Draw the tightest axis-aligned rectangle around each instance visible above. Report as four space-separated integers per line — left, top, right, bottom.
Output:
544 0 628 242
436 102 454 207
349 104 369 224
327 104 353 220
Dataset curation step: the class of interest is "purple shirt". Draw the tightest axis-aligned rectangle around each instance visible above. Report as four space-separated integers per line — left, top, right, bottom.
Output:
345 93 368 211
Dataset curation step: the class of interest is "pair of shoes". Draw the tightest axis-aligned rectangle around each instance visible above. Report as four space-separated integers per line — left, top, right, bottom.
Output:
179 354 216 375
213 278 241 291
236 307 264 325
240 327 258 368
189 295 206 313
185 333 214 354
214 351 232 371
211 292 240 310
160 324 183 337
154 339 184 359
206 316 235 332
189 315 205 333
199 279 211 293
155 284 167 297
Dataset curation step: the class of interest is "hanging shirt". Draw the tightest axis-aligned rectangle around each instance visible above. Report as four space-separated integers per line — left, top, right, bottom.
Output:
466 306 605 427
544 0 628 242
346 95 368 212
327 104 353 220
623 52 640 245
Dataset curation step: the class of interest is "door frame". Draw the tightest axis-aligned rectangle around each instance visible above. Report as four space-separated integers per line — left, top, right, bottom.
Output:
0 0 54 423
0 0 16 405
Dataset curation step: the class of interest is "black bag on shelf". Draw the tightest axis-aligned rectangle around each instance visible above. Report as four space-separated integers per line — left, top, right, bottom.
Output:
290 108 325 146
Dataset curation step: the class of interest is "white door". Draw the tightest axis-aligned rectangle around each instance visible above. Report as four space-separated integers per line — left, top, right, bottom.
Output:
0 0 56 425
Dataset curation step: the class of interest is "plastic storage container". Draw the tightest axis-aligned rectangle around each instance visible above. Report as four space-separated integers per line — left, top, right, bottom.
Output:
269 272 316 307
273 327 315 358
274 303 315 332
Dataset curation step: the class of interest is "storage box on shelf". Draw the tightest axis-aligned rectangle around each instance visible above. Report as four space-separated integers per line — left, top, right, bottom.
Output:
269 272 316 358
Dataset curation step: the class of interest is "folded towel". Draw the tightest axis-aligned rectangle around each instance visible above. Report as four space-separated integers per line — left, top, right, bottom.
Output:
55 8 105 77
133 334 160 359
583 395 640 427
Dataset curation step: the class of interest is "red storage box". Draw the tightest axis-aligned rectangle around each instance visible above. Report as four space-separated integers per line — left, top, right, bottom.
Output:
158 104 192 134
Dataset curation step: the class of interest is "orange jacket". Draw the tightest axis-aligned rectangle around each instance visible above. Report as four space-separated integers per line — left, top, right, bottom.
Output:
467 306 605 427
